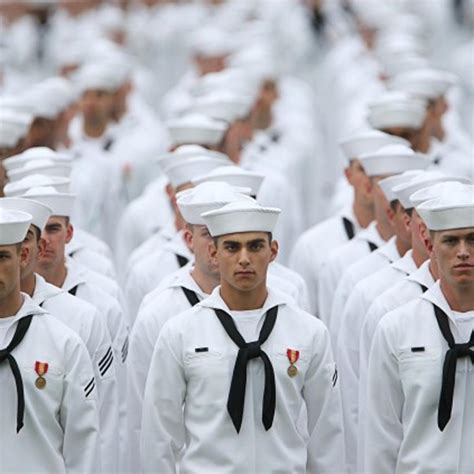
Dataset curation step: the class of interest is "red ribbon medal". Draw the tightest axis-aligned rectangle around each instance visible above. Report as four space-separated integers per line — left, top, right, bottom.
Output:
286 349 300 377
34 361 49 389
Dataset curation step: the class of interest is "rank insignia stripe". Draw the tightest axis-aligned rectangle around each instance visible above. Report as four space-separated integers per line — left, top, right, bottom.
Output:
84 377 95 398
121 337 129 363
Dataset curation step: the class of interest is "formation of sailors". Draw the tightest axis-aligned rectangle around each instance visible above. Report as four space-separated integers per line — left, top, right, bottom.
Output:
0 1 473 473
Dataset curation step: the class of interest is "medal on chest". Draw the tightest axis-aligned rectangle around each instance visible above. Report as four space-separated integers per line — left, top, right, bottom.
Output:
286 349 300 377
34 361 49 389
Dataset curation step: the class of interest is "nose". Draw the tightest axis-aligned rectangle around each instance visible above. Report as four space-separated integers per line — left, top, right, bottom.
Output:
457 240 470 260
238 247 250 267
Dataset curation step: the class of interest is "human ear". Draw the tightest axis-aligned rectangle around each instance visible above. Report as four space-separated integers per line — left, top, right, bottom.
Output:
65 222 74 244
269 240 279 262
19 244 30 269
208 240 218 266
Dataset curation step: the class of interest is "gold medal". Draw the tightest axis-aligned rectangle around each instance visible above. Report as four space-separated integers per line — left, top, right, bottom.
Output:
287 365 298 377
35 376 46 389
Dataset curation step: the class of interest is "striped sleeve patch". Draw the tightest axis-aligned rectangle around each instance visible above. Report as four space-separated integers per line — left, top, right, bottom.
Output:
84 377 95 398
98 346 114 377
332 366 338 387
121 336 129 363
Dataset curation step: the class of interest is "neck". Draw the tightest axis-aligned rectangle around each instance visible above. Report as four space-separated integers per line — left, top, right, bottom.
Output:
191 266 220 296
352 202 374 229
395 237 411 258
412 245 428 268
429 259 439 280
38 261 67 288
20 272 36 297
83 119 107 139
375 220 394 242
440 279 474 312
220 281 268 311
0 291 23 319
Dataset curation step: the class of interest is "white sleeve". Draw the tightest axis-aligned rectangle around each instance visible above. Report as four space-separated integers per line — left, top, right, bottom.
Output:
335 289 365 474
140 322 186 474
328 274 352 347
289 238 318 314
127 312 159 473
110 306 130 473
305 326 345 474
60 337 101 473
364 320 403 474
357 300 384 472
317 257 339 326
88 313 120 474
125 268 145 325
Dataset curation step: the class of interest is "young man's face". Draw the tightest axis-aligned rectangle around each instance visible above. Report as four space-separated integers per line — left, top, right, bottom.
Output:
21 225 45 279
210 231 278 292
38 216 73 269
433 228 474 287
80 89 114 124
0 243 23 301
345 159 373 205
391 201 412 246
184 224 219 278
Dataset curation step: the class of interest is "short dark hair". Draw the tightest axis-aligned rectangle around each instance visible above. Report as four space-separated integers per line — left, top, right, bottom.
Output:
389 200 400 212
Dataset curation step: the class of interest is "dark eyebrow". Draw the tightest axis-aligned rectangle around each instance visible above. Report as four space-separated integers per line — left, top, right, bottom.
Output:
248 239 266 244
222 240 240 245
0 250 12 257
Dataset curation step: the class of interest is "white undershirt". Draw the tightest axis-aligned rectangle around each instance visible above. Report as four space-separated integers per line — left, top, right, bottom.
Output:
0 316 17 347
452 310 474 341
230 309 263 342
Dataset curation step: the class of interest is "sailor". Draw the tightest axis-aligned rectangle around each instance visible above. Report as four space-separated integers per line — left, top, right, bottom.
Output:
124 155 226 321
318 143 430 327
0 195 119 473
3 149 117 278
0 208 100 473
20 185 129 464
290 129 408 315
364 184 474 472
127 181 255 472
140 200 345 472
192 165 312 310
357 178 471 470
335 170 451 472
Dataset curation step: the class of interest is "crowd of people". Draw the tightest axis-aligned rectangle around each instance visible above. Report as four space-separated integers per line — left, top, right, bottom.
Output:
0 0 473 473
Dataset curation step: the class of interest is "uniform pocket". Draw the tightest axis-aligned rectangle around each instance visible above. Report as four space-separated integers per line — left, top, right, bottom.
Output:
184 349 231 407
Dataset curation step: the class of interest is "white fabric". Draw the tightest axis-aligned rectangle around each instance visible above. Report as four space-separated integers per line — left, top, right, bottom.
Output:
0 197 51 231
24 187 75 218
4 175 70 198
127 264 208 473
31 274 119 473
0 296 100 473
336 250 417 472
0 208 31 245
416 183 474 230
357 259 436 471
202 201 281 237
289 206 361 315
59 259 129 467
364 283 474 473
318 222 386 325
140 286 345 473
329 237 401 345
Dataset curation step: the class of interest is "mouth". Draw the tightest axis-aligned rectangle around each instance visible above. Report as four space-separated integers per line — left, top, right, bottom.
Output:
235 271 255 277
454 264 474 269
